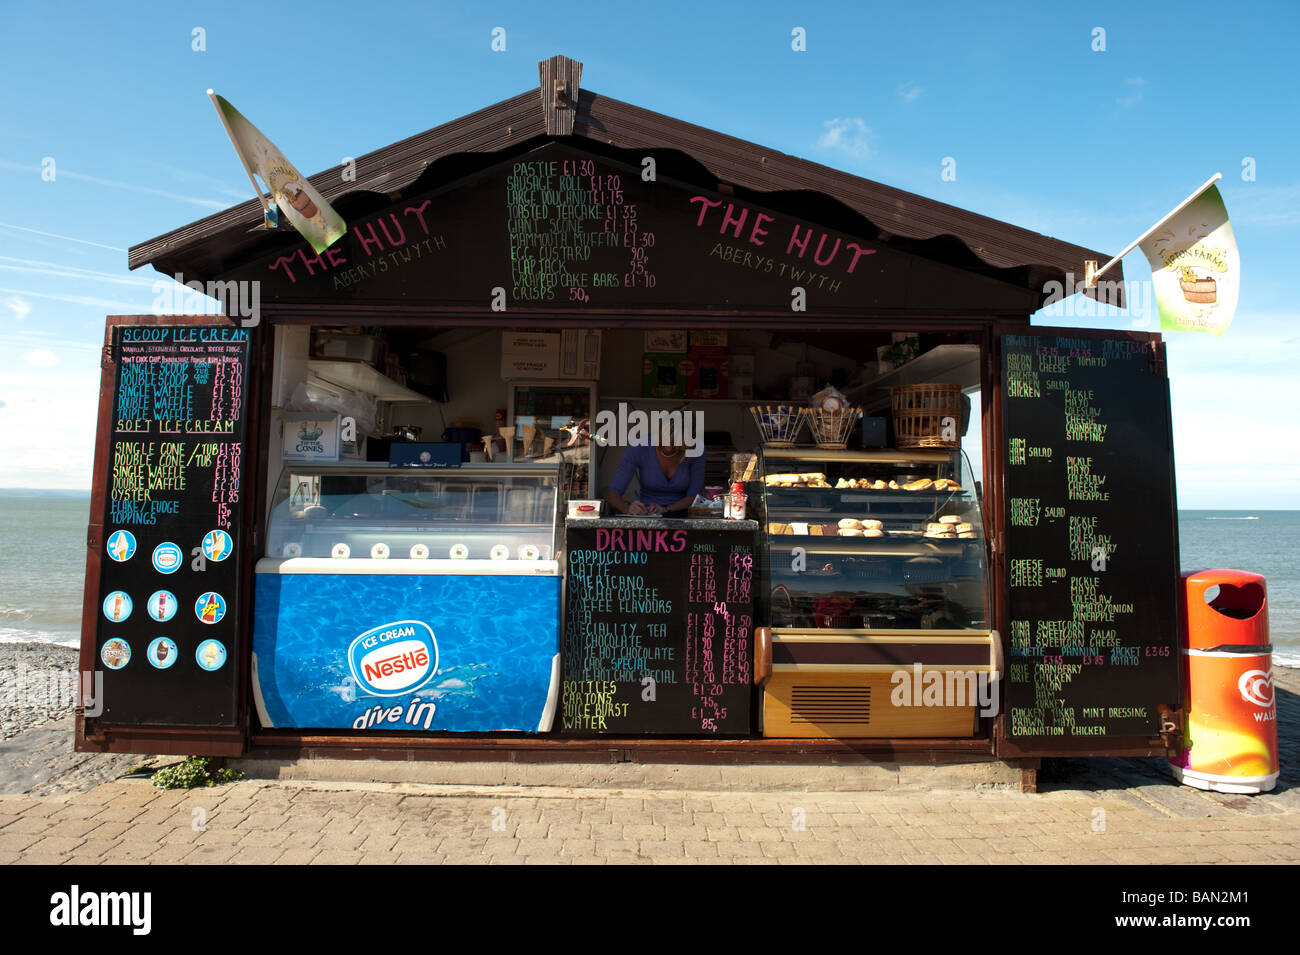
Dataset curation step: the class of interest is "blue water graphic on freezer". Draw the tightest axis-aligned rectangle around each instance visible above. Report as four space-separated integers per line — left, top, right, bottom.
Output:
253 572 559 732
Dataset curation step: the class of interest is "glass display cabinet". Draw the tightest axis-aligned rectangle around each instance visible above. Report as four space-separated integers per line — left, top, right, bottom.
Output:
263 462 561 563
759 447 986 629
754 446 996 739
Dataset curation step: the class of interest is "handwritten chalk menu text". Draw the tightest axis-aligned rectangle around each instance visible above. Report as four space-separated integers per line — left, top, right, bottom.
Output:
1001 333 1180 743
562 523 755 735
92 324 251 726
223 143 1034 316
507 157 655 304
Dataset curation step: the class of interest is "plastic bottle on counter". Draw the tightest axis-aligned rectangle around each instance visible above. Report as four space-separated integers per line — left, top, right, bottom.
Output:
725 481 748 520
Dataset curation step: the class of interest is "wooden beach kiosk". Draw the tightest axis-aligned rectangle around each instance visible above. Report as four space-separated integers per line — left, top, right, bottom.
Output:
76 56 1185 786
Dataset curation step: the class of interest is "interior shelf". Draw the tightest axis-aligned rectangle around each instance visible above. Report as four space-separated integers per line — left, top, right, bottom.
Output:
761 447 955 464
307 359 432 404
844 344 980 408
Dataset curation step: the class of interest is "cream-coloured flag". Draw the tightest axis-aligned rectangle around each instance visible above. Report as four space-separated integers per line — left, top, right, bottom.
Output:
208 91 345 253
1139 185 1239 336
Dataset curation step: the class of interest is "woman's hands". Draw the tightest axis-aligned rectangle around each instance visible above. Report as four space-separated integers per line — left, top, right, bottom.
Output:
628 501 666 515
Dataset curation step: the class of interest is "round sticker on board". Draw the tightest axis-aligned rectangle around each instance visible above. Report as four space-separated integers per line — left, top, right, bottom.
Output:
147 590 177 623
195 639 227 671
100 638 131 670
102 591 132 623
106 530 136 562
202 529 233 562
147 637 178 670
152 542 183 574
194 592 226 625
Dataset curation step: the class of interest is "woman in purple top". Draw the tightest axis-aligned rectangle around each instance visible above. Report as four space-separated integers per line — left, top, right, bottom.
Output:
606 443 706 516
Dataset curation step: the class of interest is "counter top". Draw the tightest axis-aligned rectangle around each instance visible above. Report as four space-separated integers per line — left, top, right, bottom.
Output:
566 517 759 531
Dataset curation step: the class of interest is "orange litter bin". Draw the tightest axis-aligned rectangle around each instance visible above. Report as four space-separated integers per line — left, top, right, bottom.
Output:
1170 569 1279 794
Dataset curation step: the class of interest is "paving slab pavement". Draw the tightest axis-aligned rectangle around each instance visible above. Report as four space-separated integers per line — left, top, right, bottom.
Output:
2 668 1295 865
1 763 1298 865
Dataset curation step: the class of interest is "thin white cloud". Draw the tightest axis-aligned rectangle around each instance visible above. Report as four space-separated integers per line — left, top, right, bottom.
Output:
0 221 127 253
0 285 149 312
0 256 156 288
1117 76 1147 107
22 349 57 367
4 296 31 321
1221 183 1300 229
817 117 872 159
0 160 227 210
0 333 101 352
897 82 923 105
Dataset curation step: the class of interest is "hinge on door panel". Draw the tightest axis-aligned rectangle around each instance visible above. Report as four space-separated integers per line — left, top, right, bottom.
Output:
101 344 113 370
1149 344 1166 378
1157 702 1183 755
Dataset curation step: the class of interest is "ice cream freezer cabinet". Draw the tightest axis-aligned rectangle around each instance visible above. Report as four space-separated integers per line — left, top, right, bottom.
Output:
251 463 563 733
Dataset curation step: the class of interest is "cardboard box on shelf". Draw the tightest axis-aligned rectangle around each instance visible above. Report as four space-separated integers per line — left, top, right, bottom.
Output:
686 348 729 398
730 375 754 399
644 330 688 353
642 353 689 398
690 330 728 348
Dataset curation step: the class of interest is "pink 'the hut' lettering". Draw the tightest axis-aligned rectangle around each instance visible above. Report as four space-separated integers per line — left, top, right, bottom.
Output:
377 213 406 247
404 200 433 235
354 220 385 256
295 247 328 277
324 246 348 267
268 255 299 283
749 212 773 246
786 224 813 258
813 234 841 267
689 195 723 227
720 203 748 239
845 242 877 274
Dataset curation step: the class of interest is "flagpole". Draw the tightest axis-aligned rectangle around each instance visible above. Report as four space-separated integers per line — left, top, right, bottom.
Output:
206 89 273 220
1085 172 1222 286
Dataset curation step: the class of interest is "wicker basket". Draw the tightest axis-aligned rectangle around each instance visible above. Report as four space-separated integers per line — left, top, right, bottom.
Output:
808 406 862 450
891 383 962 449
749 404 807 447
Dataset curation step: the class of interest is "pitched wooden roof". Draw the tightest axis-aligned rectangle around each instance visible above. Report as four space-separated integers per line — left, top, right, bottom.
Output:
129 55 1121 305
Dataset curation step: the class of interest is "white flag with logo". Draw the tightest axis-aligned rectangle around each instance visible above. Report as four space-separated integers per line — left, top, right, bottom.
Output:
1138 184 1240 336
209 92 345 253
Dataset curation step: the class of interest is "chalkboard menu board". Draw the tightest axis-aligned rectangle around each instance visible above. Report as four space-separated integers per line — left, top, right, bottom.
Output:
92 324 251 726
1001 332 1180 743
224 142 1033 316
562 522 756 735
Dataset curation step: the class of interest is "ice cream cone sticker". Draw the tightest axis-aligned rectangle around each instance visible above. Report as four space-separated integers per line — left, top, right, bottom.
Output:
208 91 346 254
195 639 227 671
194 591 226 625
1139 183 1240 336
203 529 231 562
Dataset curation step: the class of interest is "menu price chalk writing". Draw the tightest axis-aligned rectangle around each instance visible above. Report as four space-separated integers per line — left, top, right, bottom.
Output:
226 143 1032 316
1002 333 1180 742
562 525 754 735
92 325 251 726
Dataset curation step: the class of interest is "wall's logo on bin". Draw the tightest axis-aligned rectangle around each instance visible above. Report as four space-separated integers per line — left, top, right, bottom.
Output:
347 620 438 697
1238 668 1274 708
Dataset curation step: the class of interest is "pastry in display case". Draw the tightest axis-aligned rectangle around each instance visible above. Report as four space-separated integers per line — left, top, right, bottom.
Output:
754 446 996 739
759 447 986 630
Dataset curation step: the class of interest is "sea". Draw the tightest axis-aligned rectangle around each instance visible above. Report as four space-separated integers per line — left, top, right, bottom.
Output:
0 492 1297 666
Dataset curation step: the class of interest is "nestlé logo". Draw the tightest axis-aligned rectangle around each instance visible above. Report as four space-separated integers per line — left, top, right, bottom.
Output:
347 620 438 697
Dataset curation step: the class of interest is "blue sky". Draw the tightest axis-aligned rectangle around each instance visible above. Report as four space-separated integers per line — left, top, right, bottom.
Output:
0 0 1296 506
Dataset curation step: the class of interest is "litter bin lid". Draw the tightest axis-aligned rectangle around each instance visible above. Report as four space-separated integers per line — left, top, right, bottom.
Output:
1183 569 1269 650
